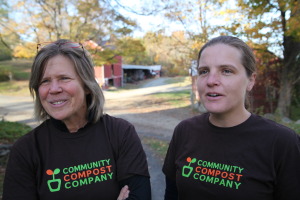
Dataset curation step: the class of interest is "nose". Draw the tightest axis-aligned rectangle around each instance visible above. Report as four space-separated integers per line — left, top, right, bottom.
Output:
49 80 62 93
206 72 220 87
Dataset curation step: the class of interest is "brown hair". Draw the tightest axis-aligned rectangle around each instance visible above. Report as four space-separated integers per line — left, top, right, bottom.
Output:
29 39 105 123
197 35 256 77
197 36 256 108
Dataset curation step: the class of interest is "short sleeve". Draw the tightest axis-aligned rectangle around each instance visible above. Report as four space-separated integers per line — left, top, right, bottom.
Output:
3 134 39 199
162 125 180 180
103 115 149 181
117 124 150 180
273 130 300 199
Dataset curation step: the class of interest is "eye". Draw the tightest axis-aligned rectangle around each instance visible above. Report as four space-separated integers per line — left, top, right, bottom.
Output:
40 79 50 85
222 68 233 75
61 76 71 81
198 68 209 75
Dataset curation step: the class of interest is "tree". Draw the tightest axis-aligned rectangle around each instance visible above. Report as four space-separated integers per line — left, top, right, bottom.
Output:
115 37 147 64
8 0 137 59
142 31 193 76
162 0 300 117
162 0 234 56
230 0 300 117
0 0 21 60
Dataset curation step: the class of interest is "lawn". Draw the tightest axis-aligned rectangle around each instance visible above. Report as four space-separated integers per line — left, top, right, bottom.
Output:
0 60 32 96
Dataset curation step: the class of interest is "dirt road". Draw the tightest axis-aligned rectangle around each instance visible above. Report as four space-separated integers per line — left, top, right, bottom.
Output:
104 77 194 140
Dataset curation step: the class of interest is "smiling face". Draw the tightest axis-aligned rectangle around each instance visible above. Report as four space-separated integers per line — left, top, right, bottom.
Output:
38 55 89 129
197 43 256 121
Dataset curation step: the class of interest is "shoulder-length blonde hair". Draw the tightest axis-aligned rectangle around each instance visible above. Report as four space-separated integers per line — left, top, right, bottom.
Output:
29 39 105 123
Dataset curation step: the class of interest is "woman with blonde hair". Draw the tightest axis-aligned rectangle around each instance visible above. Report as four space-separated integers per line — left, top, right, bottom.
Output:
3 39 151 200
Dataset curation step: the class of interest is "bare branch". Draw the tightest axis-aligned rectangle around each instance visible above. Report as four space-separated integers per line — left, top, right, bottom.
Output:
105 0 169 16
0 33 12 51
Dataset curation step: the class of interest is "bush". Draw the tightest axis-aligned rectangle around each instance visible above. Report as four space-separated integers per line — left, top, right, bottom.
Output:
0 74 9 82
12 71 30 80
0 48 12 61
0 121 32 144
290 105 300 121
0 68 11 82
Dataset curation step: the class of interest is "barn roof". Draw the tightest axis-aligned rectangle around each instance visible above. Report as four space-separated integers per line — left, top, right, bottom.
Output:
122 64 161 71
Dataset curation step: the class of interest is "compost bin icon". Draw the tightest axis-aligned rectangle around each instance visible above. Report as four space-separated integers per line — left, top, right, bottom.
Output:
182 157 197 177
46 168 61 192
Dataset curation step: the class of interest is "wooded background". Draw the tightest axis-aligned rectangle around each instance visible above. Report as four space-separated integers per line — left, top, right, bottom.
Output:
0 0 299 119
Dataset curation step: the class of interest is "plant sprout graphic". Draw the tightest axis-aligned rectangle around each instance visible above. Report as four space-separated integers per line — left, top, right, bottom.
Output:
182 157 197 177
46 168 61 192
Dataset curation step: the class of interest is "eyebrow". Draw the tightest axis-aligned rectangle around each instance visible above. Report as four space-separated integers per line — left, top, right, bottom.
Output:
198 64 238 69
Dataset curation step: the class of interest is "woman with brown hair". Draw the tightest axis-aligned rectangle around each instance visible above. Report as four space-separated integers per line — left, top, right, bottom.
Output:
163 36 300 200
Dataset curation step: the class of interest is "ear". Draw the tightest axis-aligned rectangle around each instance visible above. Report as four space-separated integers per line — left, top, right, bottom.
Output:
247 73 256 91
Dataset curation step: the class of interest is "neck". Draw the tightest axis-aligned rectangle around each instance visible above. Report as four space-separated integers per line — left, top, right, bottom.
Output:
65 119 88 133
209 109 251 127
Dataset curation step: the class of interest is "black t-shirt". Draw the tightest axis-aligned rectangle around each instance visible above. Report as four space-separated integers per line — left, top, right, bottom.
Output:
163 113 300 200
3 114 149 200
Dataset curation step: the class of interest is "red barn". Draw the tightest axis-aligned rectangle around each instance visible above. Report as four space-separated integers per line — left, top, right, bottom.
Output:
94 56 123 89
251 69 279 114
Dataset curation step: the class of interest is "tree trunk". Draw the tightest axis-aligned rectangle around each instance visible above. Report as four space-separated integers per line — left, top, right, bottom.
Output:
276 36 300 117
277 72 293 116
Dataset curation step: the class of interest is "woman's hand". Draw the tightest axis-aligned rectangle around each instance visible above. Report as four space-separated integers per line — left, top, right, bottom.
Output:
117 185 130 200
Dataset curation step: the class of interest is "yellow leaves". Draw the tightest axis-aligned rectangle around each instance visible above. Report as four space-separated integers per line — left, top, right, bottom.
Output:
154 54 160 63
171 31 186 40
13 42 36 59
191 41 203 51
15 1 25 8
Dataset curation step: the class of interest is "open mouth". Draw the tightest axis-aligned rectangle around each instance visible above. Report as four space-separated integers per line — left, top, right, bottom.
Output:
207 93 221 97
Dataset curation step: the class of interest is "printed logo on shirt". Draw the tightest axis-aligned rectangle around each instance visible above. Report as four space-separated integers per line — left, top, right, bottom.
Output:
181 157 244 189
46 168 62 192
46 158 113 192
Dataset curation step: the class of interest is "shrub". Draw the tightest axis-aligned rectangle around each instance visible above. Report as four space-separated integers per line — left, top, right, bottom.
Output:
0 68 11 82
12 71 30 80
0 121 32 144
0 48 12 61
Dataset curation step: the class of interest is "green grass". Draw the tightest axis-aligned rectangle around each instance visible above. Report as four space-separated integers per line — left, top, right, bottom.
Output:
276 121 300 135
0 59 32 81
110 83 141 91
288 123 300 134
151 90 190 107
264 112 300 135
12 71 31 81
0 59 32 70
0 81 30 96
290 105 300 121
163 76 189 84
142 137 169 159
0 121 32 144
0 60 32 96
